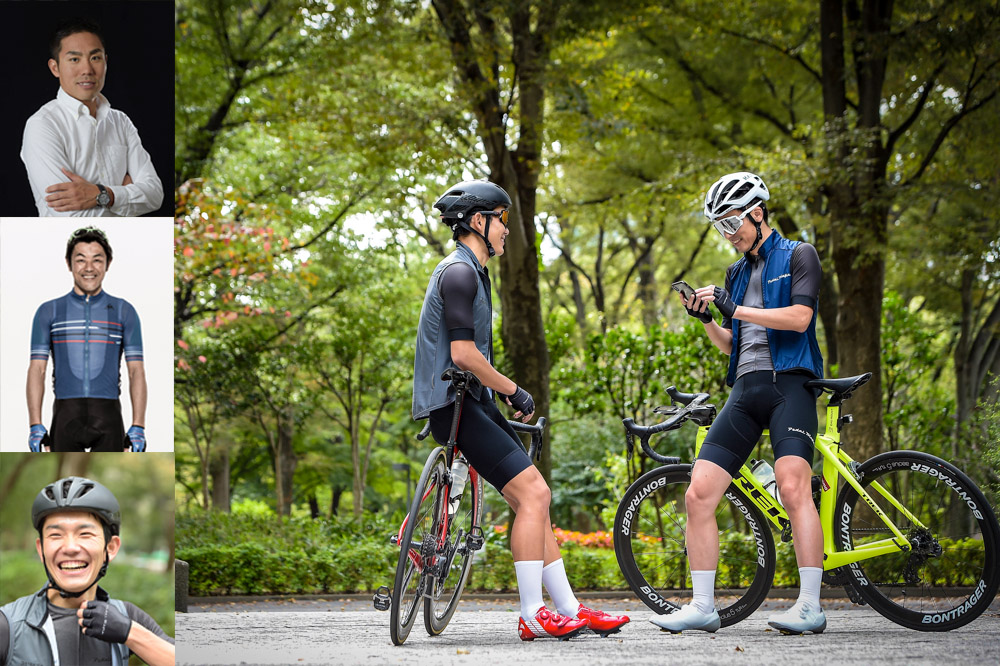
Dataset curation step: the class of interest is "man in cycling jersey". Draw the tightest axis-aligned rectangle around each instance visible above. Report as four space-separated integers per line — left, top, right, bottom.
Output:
413 180 629 640
26 227 147 452
652 172 827 635
0 476 174 666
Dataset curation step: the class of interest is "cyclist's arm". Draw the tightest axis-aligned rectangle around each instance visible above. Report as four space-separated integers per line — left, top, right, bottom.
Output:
124 622 174 666
729 303 814 332
27 358 47 426
451 340 518 395
126 360 147 428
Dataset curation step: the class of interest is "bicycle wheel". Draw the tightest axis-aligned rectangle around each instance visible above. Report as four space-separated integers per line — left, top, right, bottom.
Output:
390 447 447 645
424 462 484 635
614 464 775 626
835 450 1000 631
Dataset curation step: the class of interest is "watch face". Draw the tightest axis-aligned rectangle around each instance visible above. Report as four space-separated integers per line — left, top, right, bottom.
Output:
97 187 110 207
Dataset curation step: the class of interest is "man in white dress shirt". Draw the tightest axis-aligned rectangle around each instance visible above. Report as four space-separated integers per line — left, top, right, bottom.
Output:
20 20 164 217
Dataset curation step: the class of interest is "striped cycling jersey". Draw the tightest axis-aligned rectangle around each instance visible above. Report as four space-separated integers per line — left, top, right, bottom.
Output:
30 290 143 400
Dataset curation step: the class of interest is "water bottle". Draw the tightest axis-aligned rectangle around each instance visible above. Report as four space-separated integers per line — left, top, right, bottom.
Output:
449 455 469 515
749 458 781 503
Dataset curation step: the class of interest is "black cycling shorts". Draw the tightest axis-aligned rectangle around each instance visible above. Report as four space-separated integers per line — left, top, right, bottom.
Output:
50 398 125 452
428 393 533 493
697 370 819 478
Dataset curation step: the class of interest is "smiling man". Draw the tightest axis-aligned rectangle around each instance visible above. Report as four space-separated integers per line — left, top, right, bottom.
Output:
20 19 163 217
0 476 174 666
27 227 147 453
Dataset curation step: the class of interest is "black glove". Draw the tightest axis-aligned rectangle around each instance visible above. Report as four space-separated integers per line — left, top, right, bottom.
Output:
506 386 535 416
685 305 713 324
712 286 737 319
79 599 132 644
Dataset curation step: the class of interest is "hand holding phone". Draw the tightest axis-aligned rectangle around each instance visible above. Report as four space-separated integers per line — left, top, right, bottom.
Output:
671 280 696 301
672 280 712 323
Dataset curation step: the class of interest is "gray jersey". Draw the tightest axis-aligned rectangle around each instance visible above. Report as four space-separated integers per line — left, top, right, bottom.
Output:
0 599 173 666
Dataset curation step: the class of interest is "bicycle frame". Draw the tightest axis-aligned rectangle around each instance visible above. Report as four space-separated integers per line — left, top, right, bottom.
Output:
693 400 925 571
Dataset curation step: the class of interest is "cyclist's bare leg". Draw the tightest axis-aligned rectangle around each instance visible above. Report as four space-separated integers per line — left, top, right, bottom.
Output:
501 465 551 561
683 459 733 570
774 455 822 567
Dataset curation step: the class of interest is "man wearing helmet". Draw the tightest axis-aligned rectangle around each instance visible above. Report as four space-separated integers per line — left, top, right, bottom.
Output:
652 172 826 635
26 226 147 453
0 476 174 665
413 180 629 640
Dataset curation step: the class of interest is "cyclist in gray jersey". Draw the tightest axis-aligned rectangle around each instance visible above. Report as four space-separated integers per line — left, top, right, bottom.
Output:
26 227 147 453
656 172 827 636
0 476 174 666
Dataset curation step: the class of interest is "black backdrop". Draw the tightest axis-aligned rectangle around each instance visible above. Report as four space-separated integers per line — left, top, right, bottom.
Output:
1 0 174 218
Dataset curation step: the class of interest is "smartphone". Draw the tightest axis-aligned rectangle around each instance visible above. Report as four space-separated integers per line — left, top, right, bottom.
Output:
671 280 696 301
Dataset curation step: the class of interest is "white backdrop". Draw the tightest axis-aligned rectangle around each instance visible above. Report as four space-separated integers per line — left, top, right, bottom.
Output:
0 218 174 451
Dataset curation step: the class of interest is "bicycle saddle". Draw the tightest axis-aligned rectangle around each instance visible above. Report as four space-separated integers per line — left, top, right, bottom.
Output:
804 373 872 404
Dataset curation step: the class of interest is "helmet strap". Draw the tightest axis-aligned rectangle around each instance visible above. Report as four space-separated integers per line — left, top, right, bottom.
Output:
744 219 764 259
458 214 495 258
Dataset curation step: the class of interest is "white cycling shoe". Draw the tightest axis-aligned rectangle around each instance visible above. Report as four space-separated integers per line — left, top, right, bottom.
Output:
767 602 827 635
649 604 721 633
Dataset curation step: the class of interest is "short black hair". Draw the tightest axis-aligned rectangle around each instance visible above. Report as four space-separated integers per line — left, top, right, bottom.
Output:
50 18 106 61
65 227 113 266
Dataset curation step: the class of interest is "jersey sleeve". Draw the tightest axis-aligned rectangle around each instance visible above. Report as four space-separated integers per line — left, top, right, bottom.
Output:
790 243 822 310
30 302 52 361
438 263 478 342
124 602 174 645
121 301 143 363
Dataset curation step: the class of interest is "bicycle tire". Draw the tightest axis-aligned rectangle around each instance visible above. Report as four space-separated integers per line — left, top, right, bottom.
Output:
424 462 484 635
614 464 775 626
835 450 1000 631
390 447 447 645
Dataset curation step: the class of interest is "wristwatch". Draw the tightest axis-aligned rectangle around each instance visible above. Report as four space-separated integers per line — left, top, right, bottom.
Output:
95 184 111 208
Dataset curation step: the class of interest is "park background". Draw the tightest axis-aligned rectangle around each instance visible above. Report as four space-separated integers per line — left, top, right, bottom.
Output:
0 453 175 643
172 0 1000 596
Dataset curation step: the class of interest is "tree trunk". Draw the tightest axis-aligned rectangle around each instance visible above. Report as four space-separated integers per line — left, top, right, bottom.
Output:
210 447 231 512
277 414 296 516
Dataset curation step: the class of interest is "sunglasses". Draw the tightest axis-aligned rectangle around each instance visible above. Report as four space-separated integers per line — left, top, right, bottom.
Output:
480 209 509 228
711 205 759 237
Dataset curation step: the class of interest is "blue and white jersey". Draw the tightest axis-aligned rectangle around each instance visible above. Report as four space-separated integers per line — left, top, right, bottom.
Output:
30 290 143 399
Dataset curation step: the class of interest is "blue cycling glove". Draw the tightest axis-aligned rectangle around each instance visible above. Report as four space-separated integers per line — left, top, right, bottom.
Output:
126 425 146 452
29 424 47 452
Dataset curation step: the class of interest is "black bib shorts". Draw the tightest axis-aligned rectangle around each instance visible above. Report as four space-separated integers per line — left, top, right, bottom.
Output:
697 370 820 478
50 398 125 452
428 393 533 493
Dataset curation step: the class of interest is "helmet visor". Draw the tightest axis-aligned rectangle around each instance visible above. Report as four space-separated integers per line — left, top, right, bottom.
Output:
712 205 759 237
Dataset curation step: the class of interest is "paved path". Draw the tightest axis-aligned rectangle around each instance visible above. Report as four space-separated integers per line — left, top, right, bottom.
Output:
176 597 1000 665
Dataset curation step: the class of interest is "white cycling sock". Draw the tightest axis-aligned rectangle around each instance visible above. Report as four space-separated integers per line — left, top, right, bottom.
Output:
541 559 581 617
797 566 823 610
515 560 545 620
690 569 716 614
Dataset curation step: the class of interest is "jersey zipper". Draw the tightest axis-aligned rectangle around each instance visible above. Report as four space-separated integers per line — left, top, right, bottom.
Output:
83 294 91 397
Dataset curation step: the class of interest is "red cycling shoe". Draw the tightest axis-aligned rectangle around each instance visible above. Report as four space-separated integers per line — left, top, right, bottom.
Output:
576 604 630 637
518 607 588 641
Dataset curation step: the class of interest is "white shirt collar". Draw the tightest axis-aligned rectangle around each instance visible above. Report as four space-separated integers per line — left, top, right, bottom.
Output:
55 87 111 121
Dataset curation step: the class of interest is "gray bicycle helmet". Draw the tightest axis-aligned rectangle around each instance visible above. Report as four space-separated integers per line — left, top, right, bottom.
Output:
32 476 121 535
434 180 511 257
32 476 122 599
703 172 769 221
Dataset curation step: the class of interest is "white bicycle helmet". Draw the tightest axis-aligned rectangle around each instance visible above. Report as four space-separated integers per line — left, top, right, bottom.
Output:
703 172 770 221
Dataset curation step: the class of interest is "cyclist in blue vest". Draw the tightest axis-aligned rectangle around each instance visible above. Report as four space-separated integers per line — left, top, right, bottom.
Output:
652 172 827 635
26 227 147 453
0 476 174 665
413 180 629 640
